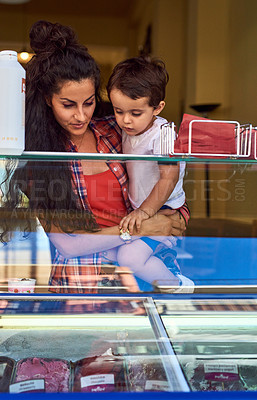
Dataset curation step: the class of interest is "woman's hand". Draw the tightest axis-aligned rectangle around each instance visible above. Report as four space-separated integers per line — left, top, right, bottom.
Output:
159 208 186 234
138 210 186 237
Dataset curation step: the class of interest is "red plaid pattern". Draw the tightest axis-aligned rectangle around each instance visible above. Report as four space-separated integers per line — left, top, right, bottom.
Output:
177 202 190 225
49 116 131 293
49 116 190 293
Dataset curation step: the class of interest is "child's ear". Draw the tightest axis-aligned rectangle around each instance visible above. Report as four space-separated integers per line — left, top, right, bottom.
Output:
153 101 165 116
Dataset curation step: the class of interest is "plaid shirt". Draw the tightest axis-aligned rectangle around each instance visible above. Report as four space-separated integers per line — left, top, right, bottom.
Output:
49 116 131 293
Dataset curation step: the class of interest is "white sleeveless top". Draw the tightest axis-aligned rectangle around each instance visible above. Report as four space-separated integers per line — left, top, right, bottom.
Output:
122 116 186 210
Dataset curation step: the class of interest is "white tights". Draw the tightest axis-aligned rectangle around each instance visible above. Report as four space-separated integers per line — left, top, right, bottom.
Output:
103 239 179 286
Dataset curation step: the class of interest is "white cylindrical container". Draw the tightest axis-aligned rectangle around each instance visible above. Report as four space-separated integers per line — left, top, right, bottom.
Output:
0 50 25 155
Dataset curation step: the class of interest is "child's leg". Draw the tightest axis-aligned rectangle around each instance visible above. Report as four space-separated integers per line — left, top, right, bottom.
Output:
101 247 118 264
117 239 179 285
117 239 152 270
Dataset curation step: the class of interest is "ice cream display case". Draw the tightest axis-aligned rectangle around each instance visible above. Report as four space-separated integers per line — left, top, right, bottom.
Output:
0 151 257 398
0 295 189 395
155 296 257 392
0 295 254 398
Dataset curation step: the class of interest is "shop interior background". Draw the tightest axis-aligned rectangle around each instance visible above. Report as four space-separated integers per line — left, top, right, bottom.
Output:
1 0 256 126
0 0 256 223
0 0 257 289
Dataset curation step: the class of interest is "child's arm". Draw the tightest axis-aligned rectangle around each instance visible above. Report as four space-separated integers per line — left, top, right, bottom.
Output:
119 163 179 233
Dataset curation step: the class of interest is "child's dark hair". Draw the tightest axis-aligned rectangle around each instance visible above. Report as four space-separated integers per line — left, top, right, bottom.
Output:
107 56 169 108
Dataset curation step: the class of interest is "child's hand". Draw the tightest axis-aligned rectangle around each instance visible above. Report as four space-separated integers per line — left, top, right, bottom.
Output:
119 209 150 233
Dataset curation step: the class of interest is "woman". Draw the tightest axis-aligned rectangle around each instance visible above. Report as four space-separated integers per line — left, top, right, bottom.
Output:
2 20 189 293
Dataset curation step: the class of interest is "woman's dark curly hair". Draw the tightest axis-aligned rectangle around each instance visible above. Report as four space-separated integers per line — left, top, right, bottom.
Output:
1 20 101 240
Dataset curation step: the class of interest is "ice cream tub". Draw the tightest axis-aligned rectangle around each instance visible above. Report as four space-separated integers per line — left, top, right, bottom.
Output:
8 278 36 294
125 356 171 392
181 358 257 391
0 357 15 392
72 348 127 392
9 357 71 393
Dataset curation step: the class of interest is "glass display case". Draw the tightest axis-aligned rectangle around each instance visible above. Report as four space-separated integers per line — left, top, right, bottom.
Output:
0 296 188 394
0 152 257 397
0 153 256 294
155 296 257 392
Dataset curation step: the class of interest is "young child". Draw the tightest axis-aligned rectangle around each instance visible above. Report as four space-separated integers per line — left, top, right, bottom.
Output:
106 56 193 291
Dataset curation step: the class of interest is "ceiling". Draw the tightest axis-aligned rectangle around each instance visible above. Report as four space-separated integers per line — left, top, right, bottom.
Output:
0 0 137 18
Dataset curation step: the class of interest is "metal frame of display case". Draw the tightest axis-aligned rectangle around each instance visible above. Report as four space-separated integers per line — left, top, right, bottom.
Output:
254 128 257 160
1 390 256 399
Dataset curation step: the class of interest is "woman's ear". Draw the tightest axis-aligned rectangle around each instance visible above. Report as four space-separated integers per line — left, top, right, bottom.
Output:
153 101 165 116
45 96 52 107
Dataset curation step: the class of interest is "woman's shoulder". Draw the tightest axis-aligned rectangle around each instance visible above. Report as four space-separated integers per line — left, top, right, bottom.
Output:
91 116 122 152
91 115 120 132
91 115 121 137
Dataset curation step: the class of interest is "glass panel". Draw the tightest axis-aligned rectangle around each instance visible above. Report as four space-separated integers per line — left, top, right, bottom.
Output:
0 156 257 294
156 298 257 391
0 297 186 393
177 161 257 292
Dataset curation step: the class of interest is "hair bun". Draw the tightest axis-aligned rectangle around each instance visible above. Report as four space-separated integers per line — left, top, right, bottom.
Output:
29 20 79 55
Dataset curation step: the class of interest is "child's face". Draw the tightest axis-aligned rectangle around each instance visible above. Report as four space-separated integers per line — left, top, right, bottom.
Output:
110 89 164 136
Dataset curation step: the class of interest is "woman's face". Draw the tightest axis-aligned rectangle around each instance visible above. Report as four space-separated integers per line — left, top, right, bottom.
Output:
48 78 96 139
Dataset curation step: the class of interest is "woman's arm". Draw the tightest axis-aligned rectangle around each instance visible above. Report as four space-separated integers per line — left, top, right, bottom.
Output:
47 224 124 258
45 210 185 259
